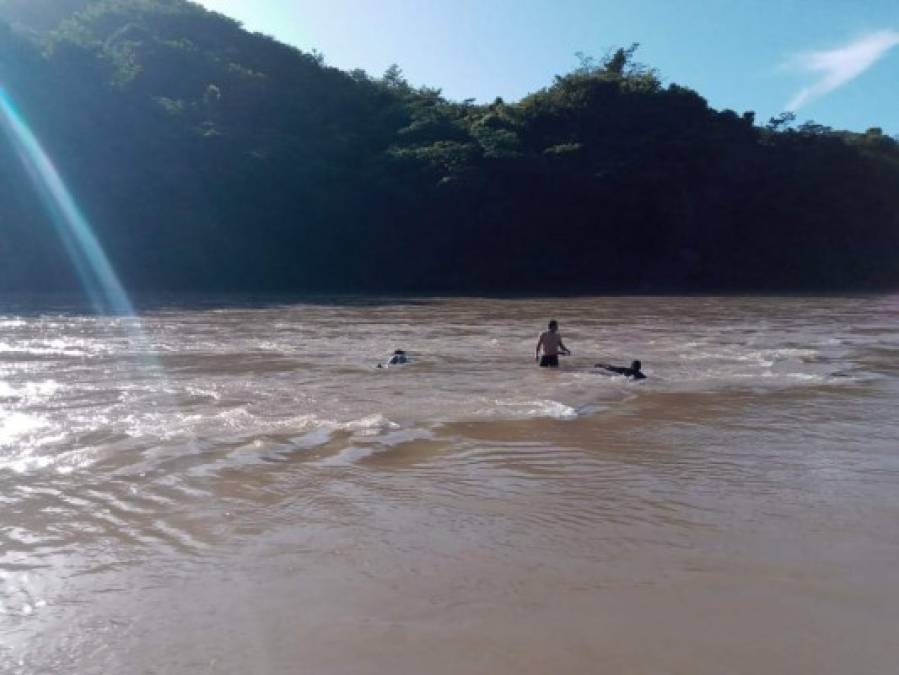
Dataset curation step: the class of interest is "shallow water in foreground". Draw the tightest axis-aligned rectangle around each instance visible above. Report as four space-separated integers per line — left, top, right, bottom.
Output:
1 295 898 674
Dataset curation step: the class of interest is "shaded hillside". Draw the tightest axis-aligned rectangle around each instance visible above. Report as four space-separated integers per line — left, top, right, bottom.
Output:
1 0 897 294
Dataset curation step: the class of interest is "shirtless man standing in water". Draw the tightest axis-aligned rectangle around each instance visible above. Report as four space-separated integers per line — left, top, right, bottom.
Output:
536 320 571 368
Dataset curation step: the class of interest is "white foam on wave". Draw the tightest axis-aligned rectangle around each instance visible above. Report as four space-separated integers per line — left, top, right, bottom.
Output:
670 367 846 391
492 399 578 420
193 415 415 473
733 352 776 367
112 408 404 476
782 372 827 382
122 406 403 459
338 413 401 436
676 349 816 368
0 339 104 358
146 409 324 441
312 425 436 467
183 385 222 401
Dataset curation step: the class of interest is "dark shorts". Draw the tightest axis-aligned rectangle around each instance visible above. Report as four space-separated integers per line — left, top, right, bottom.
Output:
539 355 559 368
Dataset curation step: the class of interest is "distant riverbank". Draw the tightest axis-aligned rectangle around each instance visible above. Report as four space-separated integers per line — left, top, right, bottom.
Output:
2 2 898 296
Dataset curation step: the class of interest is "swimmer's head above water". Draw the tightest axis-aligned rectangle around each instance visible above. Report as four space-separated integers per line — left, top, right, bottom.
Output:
377 350 408 368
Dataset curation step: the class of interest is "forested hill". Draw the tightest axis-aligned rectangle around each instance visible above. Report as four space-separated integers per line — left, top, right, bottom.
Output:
1 0 898 294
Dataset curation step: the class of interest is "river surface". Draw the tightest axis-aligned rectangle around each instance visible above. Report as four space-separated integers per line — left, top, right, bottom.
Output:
1 295 897 674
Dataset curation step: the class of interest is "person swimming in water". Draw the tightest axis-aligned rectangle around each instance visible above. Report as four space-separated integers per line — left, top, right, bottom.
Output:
377 350 408 369
595 360 646 380
536 320 571 368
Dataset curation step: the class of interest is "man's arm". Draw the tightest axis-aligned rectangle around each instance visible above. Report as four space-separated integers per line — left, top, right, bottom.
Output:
559 338 571 356
535 334 543 361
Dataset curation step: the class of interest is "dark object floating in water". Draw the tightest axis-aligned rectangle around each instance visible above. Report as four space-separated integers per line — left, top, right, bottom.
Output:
595 360 647 380
378 350 409 369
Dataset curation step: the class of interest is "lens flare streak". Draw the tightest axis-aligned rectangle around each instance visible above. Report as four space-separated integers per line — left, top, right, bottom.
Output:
0 87 134 316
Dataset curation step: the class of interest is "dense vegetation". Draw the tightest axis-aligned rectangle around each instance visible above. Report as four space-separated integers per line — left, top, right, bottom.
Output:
1 0 898 294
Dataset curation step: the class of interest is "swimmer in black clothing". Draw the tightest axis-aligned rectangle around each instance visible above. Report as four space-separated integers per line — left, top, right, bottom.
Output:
595 360 646 380
377 350 408 369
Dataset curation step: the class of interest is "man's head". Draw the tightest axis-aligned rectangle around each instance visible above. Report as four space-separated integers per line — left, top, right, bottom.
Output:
631 360 642 372
548 320 559 331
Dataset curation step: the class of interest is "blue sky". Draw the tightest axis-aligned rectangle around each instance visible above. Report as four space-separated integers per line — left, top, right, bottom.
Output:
196 0 899 133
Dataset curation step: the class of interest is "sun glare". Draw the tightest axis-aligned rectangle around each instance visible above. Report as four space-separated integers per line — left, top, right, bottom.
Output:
0 86 135 316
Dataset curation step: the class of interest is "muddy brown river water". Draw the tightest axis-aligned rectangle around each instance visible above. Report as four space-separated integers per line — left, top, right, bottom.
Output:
1 295 898 674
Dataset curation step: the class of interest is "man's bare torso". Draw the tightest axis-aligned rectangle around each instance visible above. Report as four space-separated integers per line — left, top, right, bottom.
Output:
539 330 563 356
